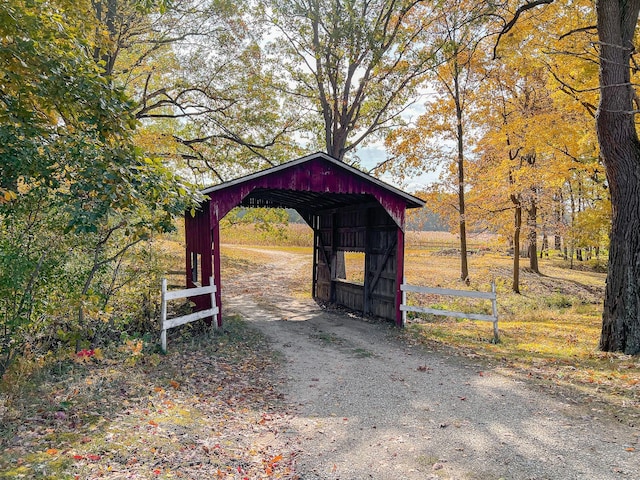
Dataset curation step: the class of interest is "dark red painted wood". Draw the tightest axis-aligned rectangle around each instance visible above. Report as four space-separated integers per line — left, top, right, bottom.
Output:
185 152 423 327
184 201 216 324
212 221 222 327
396 225 405 326
205 156 411 227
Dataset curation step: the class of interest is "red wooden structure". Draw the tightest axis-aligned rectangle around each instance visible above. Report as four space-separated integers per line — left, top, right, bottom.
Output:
184 152 424 326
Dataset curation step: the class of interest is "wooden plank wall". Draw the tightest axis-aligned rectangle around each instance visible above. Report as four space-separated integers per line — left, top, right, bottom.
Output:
313 205 399 321
184 203 214 318
314 213 333 303
364 210 397 321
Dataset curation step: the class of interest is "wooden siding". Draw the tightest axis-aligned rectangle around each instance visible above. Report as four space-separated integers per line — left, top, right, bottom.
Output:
203 156 413 227
310 205 401 322
184 202 216 323
186 152 422 327
335 280 364 311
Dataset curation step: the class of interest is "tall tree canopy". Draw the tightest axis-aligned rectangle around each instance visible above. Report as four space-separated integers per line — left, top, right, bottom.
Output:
383 0 491 282
92 0 301 182
263 0 439 160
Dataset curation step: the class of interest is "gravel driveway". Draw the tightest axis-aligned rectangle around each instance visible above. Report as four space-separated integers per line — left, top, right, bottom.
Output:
223 247 639 480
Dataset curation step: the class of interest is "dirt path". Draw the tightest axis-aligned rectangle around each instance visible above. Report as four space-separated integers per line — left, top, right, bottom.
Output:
223 247 639 480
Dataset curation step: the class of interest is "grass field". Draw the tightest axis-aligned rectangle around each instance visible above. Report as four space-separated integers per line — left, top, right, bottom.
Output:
218 223 639 423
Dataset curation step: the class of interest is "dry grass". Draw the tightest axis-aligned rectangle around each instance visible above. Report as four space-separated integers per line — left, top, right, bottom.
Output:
400 248 639 422
220 223 313 247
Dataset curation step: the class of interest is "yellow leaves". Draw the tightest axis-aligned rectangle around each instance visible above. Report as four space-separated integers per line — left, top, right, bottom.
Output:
0 188 17 203
121 339 144 366
122 339 143 356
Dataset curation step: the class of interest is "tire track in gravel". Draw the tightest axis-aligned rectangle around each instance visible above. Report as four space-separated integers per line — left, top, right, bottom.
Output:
223 246 639 480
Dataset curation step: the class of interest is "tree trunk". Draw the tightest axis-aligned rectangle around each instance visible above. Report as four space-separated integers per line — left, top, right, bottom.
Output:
596 0 640 354
511 195 521 294
454 58 469 284
527 197 539 273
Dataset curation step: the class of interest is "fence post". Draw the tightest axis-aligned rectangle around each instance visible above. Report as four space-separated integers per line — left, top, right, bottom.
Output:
401 275 407 327
491 280 499 343
161 278 168 352
208 276 218 329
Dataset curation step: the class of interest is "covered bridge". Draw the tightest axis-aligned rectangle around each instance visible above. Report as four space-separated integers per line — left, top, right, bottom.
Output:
184 152 424 326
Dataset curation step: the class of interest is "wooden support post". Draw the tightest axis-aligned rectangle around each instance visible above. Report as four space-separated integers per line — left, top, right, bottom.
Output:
161 278 168 352
401 275 407 327
212 221 222 327
491 280 499 343
395 227 405 327
312 216 318 298
363 208 371 316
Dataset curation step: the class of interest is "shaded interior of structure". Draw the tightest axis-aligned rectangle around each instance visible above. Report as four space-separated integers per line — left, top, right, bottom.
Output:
227 188 401 321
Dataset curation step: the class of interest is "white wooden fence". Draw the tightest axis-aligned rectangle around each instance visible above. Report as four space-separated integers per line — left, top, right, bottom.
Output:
160 276 218 352
400 281 499 343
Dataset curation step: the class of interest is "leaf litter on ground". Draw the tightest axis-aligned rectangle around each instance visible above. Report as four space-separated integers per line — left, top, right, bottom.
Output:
0 317 300 479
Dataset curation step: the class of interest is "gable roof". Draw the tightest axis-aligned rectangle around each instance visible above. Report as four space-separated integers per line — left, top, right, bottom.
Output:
199 152 425 228
202 151 424 209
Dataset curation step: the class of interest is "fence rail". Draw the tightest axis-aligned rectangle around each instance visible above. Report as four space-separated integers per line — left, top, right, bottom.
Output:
400 281 499 342
160 276 218 352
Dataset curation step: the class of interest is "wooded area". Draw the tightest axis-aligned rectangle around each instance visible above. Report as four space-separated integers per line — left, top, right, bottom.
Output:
1 0 640 380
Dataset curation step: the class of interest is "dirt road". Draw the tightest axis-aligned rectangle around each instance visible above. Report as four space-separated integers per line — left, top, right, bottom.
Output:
223 247 638 480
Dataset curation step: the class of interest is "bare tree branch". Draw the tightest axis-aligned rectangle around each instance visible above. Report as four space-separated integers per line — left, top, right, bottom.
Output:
493 0 555 59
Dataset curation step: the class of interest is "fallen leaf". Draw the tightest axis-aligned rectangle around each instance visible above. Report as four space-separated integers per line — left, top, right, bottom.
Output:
87 454 101 461
169 380 180 389
46 448 58 455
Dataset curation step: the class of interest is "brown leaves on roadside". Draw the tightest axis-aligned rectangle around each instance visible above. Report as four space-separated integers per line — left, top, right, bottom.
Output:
0 318 298 479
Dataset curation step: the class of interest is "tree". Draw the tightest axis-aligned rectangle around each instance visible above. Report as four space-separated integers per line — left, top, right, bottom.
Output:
494 0 640 354
264 0 439 161
91 0 301 183
0 0 201 367
595 0 640 354
383 0 491 283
